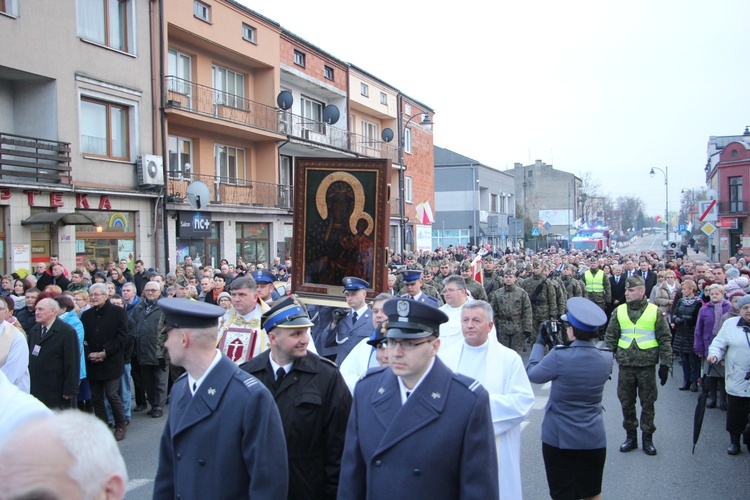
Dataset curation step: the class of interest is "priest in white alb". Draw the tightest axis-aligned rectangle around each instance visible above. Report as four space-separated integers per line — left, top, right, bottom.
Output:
437 275 473 353
440 300 535 500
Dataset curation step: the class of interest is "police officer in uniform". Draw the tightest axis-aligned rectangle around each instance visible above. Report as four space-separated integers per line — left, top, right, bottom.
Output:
527 297 614 500
520 260 559 342
154 299 288 499
250 270 281 304
460 261 488 302
399 270 441 308
392 253 421 293
490 268 532 354
605 275 672 456
338 299 499 499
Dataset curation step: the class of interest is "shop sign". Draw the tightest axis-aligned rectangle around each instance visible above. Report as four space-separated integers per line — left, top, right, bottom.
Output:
719 218 738 229
179 212 212 238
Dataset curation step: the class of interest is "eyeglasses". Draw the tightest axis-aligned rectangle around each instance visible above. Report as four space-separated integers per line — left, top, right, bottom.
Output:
442 288 462 294
386 338 434 350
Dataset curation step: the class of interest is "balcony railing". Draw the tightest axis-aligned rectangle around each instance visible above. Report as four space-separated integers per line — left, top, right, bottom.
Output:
0 133 71 184
167 172 292 209
165 76 280 134
281 111 399 162
718 201 747 214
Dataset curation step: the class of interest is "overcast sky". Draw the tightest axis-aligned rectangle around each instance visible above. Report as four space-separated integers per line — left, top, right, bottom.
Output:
242 0 749 218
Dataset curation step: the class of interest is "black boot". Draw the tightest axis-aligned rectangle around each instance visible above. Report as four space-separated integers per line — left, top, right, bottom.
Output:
642 432 657 455
728 433 741 455
690 381 698 392
706 378 717 408
679 381 690 391
620 430 638 452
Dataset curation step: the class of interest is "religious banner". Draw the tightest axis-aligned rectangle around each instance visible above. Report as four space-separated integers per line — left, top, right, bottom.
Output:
292 157 391 301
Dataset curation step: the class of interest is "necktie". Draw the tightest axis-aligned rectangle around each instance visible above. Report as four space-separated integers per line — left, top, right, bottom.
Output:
406 391 411 399
192 382 197 394
352 311 358 324
275 367 286 388
41 326 47 338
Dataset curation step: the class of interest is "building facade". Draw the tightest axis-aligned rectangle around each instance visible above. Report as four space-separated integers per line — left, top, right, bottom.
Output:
1 0 157 276
434 146 515 250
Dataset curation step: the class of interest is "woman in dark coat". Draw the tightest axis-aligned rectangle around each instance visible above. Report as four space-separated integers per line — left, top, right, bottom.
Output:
695 284 731 409
670 279 702 391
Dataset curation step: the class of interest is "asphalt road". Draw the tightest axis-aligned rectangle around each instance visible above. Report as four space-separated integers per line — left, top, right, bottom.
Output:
121 351 750 499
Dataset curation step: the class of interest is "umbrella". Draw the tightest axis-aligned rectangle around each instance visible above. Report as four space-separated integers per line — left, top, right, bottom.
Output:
692 364 712 454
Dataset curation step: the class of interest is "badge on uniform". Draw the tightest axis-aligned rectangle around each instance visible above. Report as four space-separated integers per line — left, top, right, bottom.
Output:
31 345 41 357
397 300 410 320
431 392 441 399
208 387 216 396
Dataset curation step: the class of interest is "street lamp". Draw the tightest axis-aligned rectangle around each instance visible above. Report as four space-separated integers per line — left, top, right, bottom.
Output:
649 166 669 238
396 112 432 254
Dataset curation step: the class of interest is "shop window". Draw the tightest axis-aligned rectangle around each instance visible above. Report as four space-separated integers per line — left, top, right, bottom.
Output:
236 223 269 266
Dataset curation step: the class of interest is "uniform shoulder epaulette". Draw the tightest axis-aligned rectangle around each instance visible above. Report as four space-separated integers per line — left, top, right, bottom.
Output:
233 369 261 392
553 344 570 350
361 365 388 379
452 372 484 394
318 355 338 369
176 371 189 382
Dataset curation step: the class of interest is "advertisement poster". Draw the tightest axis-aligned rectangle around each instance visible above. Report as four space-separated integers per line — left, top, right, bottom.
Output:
416 224 432 252
13 244 30 275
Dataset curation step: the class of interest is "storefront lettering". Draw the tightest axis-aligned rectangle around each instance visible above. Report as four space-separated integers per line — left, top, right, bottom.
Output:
18 191 112 210
99 196 112 210
50 192 64 207
24 190 40 205
0 189 10 201
77 194 90 209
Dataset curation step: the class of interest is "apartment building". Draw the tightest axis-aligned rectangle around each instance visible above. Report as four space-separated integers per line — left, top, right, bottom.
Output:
0 0 157 275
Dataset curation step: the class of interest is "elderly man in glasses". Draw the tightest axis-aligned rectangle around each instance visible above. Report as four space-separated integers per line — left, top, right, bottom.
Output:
339 299 498 500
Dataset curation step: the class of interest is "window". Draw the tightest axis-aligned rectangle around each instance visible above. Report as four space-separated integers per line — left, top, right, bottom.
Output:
729 176 743 212
404 128 412 154
212 65 244 108
242 23 257 44
167 49 192 97
168 136 192 177
294 50 306 68
301 96 324 133
361 120 378 147
360 83 369 97
405 176 413 203
1 0 19 17
380 92 387 105
215 144 245 183
491 194 500 213
80 97 130 160
193 0 210 22
324 65 334 80
404 104 412 116
279 156 293 209
77 0 131 53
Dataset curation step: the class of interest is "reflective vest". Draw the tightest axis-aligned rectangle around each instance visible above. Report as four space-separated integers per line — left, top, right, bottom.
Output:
585 269 605 293
616 303 659 350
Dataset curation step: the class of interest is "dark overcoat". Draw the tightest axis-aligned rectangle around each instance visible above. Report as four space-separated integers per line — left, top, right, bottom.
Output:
130 300 166 365
154 355 288 500
81 300 129 381
27 318 80 408
242 351 352 500
337 357 499 500
324 309 373 365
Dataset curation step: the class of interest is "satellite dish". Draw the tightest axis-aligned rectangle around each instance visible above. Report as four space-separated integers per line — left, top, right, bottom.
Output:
381 128 394 143
186 181 210 210
322 104 340 125
277 91 293 110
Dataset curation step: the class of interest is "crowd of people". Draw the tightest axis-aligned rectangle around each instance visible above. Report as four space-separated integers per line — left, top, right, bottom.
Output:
1 242 749 499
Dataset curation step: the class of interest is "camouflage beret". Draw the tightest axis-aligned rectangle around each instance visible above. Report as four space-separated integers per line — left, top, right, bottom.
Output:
175 275 189 287
625 275 645 288
483 254 494 262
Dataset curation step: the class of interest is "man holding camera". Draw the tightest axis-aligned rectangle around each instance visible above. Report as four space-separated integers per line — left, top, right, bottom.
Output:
605 275 672 456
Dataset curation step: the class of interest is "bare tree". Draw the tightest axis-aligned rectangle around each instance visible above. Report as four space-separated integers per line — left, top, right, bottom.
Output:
617 196 646 232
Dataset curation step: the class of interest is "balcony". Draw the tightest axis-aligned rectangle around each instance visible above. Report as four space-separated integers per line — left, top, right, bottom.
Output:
165 76 280 134
281 111 399 162
718 201 748 215
0 133 71 185
167 172 292 210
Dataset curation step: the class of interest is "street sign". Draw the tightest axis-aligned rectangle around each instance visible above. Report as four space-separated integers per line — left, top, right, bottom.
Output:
531 228 540 237
698 200 717 222
543 222 551 231
719 217 738 229
701 222 716 236
678 224 686 233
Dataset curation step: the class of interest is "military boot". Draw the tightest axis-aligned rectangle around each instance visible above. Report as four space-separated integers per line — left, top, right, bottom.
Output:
619 430 638 452
642 432 657 455
727 433 741 455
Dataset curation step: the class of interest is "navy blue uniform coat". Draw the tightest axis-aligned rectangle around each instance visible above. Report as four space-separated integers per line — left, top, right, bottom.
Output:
337 357 499 500
154 355 288 500
526 340 614 449
324 308 372 365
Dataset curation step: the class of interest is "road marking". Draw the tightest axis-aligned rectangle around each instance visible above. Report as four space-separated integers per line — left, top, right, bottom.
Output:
127 478 153 492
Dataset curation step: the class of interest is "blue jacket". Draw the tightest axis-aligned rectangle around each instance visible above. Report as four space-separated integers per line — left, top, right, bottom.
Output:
154 355 288 500
526 340 613 449
324 308 373 365
338 357 499 500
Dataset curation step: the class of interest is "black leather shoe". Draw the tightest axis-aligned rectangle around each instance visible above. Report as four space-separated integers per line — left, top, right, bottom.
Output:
620 432 638 452
690 382 698 392
133 405 148 412
679 382 690 391
728 443 740 455
642 433 657 455
151 409 164 418
706 400 717 409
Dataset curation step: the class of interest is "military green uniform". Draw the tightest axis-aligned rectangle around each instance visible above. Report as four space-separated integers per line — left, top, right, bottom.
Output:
520 274 558 338
464 277 488 302
584 268 611 311
546 269 567 316
561 276 585 298
605 297 672 435
490 284 532 353
483 270 502 297
420 283 443 305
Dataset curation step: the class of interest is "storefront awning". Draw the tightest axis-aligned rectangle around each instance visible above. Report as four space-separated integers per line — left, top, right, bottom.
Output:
21 212 97 226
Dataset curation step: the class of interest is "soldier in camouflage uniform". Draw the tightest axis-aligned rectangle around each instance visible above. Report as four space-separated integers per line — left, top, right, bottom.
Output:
436 259 454 284
490 269 532 354
520 260 559 342
392 253 421 293
605 275 672 456
459 261 488 302
420 267 443 305
561 264 586 298
543 262 567 316
482 255 502 298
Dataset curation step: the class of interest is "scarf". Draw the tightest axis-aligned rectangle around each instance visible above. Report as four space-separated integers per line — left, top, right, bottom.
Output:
712 301 725 338
681 295 700 307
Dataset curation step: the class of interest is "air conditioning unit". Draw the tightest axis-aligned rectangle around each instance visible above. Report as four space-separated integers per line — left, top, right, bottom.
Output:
137 155 165 186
